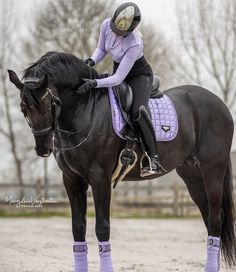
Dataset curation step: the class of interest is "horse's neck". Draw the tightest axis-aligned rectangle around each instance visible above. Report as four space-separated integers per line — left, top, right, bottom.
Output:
57 87 97 132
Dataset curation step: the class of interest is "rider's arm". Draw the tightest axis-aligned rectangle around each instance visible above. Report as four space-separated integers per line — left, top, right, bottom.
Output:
95 45 141 88
91 20 107 64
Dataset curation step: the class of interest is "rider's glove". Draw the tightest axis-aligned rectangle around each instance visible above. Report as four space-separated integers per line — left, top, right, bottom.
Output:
77 79 97 95
84 58 95 67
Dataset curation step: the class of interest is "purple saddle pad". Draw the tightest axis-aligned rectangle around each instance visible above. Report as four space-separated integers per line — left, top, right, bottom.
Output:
108 87 178 142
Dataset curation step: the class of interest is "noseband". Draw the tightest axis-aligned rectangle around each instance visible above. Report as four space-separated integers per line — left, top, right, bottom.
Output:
23 77 62 137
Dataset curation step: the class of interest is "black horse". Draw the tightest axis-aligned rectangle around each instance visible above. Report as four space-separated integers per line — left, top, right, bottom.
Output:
8 52 235 271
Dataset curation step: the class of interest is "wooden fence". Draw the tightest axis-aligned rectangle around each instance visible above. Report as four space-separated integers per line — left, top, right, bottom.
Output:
0 179 236 217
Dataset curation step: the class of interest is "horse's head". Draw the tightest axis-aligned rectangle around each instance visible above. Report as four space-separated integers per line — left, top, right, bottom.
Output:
8 70 61 157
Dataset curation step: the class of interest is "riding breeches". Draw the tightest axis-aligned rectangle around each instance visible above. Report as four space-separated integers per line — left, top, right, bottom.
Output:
113 55 154 120
125 75 153 120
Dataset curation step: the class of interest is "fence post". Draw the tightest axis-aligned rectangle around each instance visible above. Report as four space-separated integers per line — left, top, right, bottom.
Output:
44 159 49 198
172 183 179 216
133 182 138 202
147 180 153 203
179 188 185 216
36 179 42 197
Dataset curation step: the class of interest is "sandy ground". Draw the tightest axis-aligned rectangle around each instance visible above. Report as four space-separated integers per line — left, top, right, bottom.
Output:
0 218 232 272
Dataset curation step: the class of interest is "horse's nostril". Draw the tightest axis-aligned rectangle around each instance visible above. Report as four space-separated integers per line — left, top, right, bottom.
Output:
43 149 53 157
34 147 52 157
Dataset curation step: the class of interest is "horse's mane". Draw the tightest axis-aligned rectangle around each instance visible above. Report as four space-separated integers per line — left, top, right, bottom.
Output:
21 51 99 110
22 51 97 88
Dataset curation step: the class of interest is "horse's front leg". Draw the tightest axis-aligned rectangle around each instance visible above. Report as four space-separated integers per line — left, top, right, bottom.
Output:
90 171 113 272
63 172 89 272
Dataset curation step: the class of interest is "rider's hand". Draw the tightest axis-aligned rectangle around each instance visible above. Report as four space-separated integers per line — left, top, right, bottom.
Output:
84 58 95 67
77 79 97 95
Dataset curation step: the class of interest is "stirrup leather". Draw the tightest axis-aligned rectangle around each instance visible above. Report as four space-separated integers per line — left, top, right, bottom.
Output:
112 140 138 188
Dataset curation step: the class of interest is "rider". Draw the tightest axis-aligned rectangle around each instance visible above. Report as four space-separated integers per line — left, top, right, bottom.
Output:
79 2 162 176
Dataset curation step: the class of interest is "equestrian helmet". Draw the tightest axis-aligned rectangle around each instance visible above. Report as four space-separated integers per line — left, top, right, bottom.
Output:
110 2 141 36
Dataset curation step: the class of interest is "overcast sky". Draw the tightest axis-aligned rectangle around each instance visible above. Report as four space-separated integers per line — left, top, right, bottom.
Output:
14 0 177 37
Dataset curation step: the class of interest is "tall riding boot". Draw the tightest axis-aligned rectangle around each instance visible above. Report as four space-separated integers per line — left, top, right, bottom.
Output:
135 105 164 176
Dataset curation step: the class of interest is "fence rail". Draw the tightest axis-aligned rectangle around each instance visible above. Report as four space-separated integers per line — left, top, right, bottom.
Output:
0 180 236 217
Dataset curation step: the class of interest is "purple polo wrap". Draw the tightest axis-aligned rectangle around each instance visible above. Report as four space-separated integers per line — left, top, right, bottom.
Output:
205 236 221 272
73 241 88 272
99 241 113 272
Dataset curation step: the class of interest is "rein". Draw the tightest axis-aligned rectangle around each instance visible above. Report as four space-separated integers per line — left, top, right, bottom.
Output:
54 65 96 151
54 90 96 152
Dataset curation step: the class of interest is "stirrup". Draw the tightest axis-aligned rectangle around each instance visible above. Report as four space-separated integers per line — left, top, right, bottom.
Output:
140 152 167 177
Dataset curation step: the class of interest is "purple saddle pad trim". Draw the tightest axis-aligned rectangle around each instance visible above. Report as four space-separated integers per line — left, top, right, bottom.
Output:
108 87 178 142
108 88 126 140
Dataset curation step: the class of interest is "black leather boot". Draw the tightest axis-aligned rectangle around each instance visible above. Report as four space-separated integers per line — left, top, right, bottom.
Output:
135 106 165 177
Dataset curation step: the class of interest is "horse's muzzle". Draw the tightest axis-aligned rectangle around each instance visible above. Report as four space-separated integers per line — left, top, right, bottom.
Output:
35 147 53 157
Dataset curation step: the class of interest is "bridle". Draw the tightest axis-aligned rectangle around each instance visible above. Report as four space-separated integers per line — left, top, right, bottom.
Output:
23 70 96 152
23 77 62 137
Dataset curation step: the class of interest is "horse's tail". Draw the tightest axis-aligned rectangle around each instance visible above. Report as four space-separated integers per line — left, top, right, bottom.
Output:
221 159 236 267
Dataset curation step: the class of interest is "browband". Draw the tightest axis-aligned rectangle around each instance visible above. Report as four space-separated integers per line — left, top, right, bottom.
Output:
23 77 40 83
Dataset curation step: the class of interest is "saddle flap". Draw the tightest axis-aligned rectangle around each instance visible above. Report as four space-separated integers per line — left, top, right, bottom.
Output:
114 82 133 113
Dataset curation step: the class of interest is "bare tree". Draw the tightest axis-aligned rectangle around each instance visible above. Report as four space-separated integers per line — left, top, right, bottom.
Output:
0 0 24 197
23 0 176 86
172 0 236 111
23 0 114 72
141 23 174 88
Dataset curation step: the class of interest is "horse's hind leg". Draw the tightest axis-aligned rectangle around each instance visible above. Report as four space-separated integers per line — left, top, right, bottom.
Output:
63 173 89 272
198 159 228 272
177 161 224 271
200 166 225 237
200 160 234 271
177 164 212 271
177 160 228 271
176 164 208 227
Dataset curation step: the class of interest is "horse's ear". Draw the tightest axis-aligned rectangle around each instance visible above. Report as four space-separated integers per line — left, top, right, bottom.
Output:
37 74 48 91
8 70 23 91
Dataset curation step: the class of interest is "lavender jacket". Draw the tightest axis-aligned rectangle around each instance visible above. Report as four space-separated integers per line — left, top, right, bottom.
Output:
91 18 144 88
